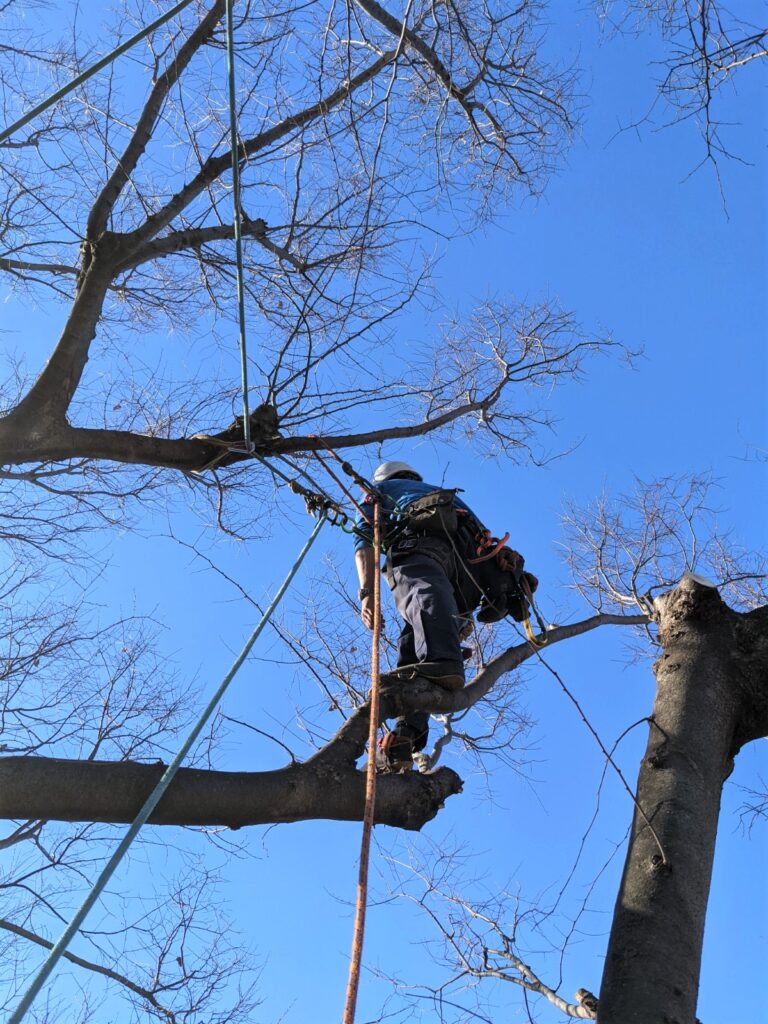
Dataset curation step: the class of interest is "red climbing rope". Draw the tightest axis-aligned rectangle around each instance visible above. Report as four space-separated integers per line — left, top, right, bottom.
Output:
342 498 382 1024
309 447 373 525
307 435 378 525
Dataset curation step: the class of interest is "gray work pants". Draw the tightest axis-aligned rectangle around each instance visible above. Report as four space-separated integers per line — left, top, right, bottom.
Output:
388 536 464 750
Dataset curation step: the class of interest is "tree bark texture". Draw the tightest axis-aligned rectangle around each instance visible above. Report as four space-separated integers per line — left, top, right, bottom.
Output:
0 756 462 832
598 577 768 1024
0 616 644 835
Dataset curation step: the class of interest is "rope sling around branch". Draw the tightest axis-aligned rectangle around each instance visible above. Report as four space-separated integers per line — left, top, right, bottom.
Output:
7 514 327 1024
342 499 383 1024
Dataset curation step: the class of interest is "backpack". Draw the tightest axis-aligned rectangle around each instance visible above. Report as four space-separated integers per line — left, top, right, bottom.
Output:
453 524 537 623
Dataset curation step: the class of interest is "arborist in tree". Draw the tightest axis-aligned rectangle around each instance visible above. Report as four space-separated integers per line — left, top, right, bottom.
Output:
354 460 539 771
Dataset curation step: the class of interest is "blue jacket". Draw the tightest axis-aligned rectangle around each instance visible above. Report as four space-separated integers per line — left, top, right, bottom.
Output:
353 478 476 551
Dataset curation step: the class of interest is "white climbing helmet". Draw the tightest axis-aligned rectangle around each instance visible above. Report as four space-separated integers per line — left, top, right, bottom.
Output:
373 460 422 483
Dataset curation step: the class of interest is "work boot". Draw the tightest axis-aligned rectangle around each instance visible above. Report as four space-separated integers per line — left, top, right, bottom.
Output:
377 731 414 772
412 660 465 691
380 661 465 692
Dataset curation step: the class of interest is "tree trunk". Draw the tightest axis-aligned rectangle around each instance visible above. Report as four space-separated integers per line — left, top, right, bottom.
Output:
598 576 768 1024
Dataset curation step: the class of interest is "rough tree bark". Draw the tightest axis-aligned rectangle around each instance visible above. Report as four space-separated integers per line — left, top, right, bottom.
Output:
0 614 642 833
0 756 462 832
598 575 768 1024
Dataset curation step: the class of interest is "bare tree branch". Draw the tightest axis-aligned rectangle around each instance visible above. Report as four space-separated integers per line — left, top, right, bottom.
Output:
0 917 180 1022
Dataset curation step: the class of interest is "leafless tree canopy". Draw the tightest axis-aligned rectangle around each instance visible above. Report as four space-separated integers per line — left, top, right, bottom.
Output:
563 476 768 616
0 1 765 1021
0 3 595 1017
0 0 591 491
597 0 767 168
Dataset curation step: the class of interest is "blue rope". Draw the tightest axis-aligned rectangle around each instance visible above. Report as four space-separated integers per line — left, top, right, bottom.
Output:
224 0 253 451
0 0 196 145
7 514 327 1024
4 5 325 1018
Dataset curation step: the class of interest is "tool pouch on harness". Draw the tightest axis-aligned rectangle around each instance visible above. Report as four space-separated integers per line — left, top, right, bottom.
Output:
400 489 459 537
475 558 535 623
384 490 459 589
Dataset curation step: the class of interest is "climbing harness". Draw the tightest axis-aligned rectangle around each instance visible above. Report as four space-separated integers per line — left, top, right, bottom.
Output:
351 478 550 648
309 447 375 525
381 487 548 648
6 514 327 1024
342 498 383 1024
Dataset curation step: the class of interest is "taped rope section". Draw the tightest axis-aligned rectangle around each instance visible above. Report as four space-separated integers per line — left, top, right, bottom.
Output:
7 513 327 1024
342 498 382 1024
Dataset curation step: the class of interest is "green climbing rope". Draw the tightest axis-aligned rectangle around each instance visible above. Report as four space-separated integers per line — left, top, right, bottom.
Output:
7 513 327 1024
224 0 253 451
3 8 336 1018
0 0 196 146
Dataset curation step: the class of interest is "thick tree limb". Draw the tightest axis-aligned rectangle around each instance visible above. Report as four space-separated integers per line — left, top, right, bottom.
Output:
118 218 269 273
0 393 508 470
0 755 461 831
0 612 645 830
5 257 115 423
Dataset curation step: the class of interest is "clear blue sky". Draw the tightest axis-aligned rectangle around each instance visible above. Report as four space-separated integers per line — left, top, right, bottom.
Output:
2 2 766 1022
